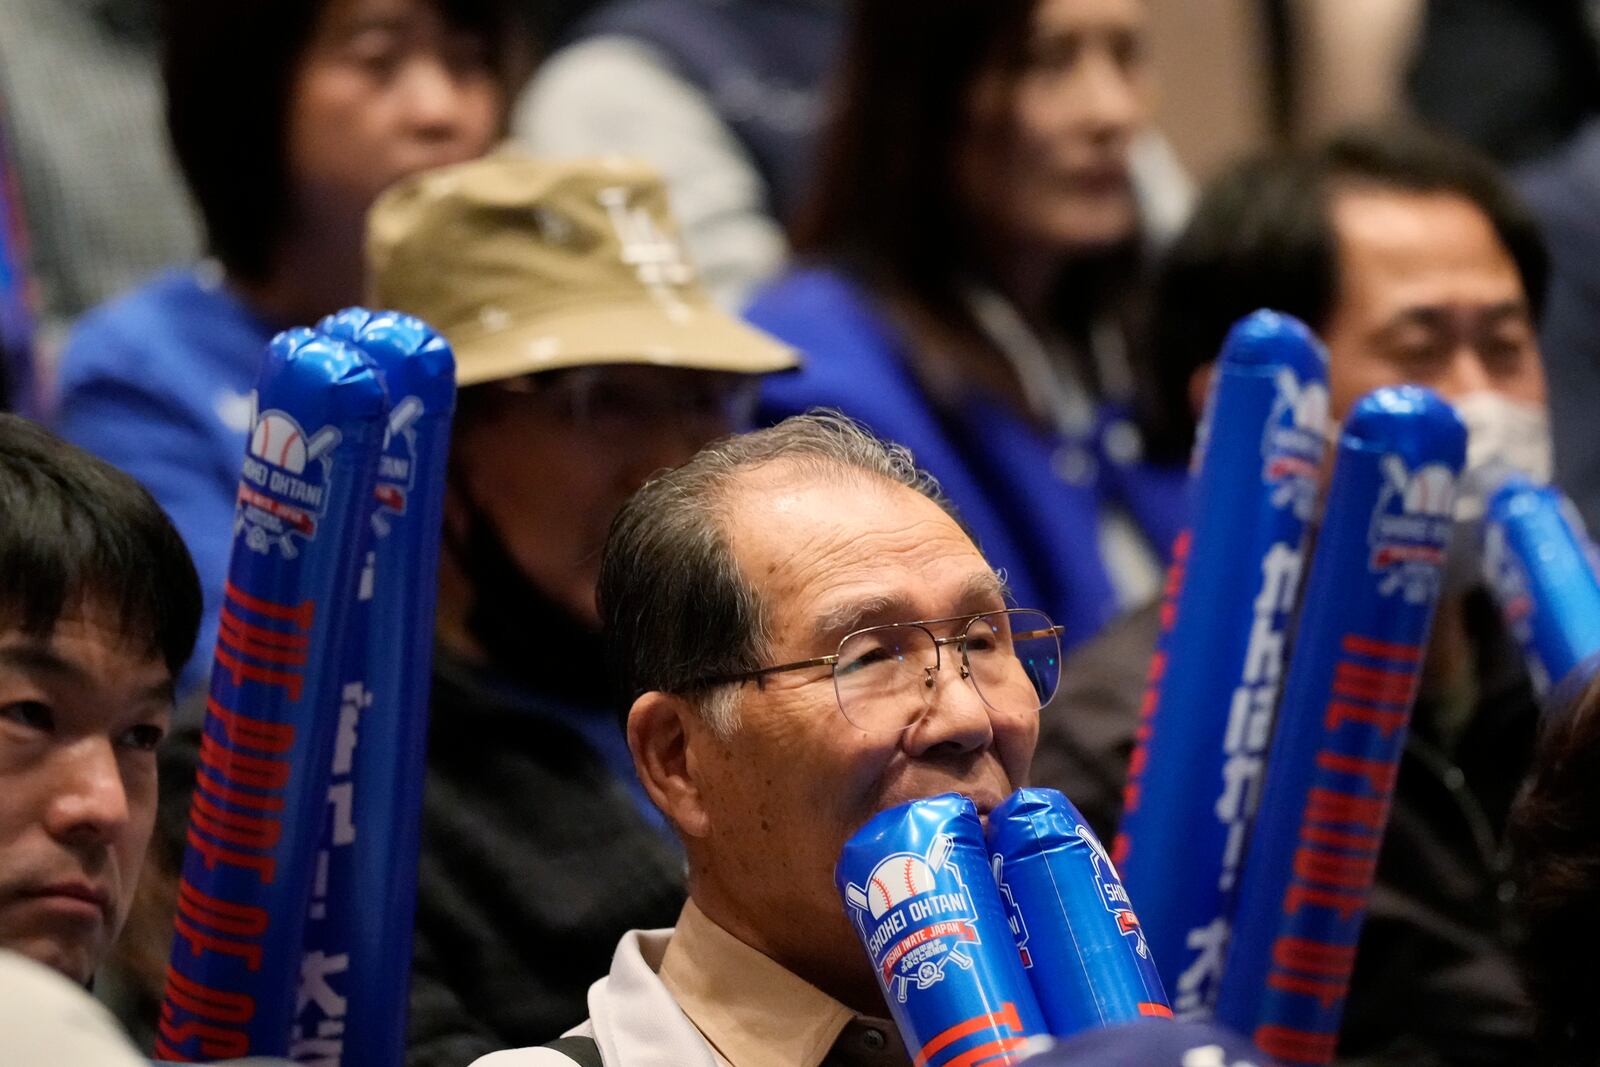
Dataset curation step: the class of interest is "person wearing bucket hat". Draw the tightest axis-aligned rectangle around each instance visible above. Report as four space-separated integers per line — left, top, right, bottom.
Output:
370 152 799 1067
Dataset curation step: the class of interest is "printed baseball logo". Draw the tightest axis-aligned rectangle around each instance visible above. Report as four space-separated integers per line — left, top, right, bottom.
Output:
372 395 424 535
237 402 340 558
1368 456 1456 603
991 854 1033 969
1076 823 1155 962
1262 368 1327 522
597 185 695 322
844 834 984 1003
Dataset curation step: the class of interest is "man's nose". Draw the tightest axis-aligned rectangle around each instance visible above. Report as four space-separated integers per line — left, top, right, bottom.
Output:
1434 346 1494 401
43 738 131 848
902 657 996 759
1073 50 1141 139
399 58 480 141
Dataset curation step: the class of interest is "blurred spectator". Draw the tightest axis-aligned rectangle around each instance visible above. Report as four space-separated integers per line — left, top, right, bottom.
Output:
747 0 1193 667
0 0 201 356
1510 678 1600 1067
1406 0 1600 167
49 0 525 699
1145 125 1546 1065
367 155 798 1064
515 0 844 309
1518 121 1600 534
1289 0 1600 167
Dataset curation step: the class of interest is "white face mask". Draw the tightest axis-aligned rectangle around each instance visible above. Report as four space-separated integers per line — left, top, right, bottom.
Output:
1455 390 1553 483
1441 391 1554 596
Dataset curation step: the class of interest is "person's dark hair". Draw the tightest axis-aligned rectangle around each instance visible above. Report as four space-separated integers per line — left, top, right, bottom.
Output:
791 0 1152 422
1510 677 1600 1065
1145 122 1551 460
0 415 201 678
160 0 527 283
597 411 967 737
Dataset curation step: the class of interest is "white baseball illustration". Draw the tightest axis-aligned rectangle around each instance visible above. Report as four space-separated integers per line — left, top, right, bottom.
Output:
251 411 308 473
864 854 937 920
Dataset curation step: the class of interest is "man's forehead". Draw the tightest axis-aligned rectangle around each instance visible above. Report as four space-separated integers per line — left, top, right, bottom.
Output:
0 611 171 691
720 462 990 612
1330 187 1525 298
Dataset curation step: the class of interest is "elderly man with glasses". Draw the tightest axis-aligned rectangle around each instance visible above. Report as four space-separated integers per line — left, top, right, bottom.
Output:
475 412 1063 1067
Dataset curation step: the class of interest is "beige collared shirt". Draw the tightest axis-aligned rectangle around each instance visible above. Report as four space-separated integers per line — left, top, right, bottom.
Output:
658 900 910 1067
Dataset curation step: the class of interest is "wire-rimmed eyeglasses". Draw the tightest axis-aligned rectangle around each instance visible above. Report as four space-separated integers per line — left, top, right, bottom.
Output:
697 608 1064 734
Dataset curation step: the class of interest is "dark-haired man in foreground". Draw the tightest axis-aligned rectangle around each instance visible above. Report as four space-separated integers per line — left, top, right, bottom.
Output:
0 413 201 988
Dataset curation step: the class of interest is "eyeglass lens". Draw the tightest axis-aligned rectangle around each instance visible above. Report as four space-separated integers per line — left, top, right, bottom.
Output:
832 610 1061 732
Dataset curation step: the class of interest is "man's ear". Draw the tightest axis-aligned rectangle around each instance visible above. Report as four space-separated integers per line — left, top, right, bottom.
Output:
1188 361 1216 420
628 691 713 839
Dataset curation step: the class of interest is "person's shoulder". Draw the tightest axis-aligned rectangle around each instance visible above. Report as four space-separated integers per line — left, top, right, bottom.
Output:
745 265 877 322
59 267 245 368
745 265 900 363
56 265 267 401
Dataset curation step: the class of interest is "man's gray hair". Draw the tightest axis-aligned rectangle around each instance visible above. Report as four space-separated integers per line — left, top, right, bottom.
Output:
597 411 966 737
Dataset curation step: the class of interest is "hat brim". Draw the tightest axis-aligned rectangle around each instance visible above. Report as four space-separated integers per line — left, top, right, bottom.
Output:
447 298 800 387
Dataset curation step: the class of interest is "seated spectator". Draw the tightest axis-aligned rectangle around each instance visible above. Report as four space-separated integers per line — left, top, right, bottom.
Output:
51 0 525 698
476 412 1056 1065
0 414 199 987
1122 125 1547 1064
1510 678 1600 1067
746 0 1192 663
515 0 844 309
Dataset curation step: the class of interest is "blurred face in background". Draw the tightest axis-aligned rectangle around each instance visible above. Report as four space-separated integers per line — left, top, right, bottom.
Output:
956 0 1153 254
452 367 757 627
286 0 505 233
1322 186 1547 421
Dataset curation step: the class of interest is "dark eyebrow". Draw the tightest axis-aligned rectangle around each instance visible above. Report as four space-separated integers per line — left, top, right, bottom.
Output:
0 643 174 705
0 644 88 685
1385 299 1532 331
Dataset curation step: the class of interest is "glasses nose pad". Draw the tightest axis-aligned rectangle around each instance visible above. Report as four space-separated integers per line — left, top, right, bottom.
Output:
922 665 937 689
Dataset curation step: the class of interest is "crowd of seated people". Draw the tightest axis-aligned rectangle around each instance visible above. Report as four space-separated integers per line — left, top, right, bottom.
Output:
8 0 1600 1064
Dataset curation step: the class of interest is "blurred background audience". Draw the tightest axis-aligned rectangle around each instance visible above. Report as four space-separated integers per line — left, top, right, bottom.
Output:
749 0 1193 662
515 0 842 309
48 0 525 698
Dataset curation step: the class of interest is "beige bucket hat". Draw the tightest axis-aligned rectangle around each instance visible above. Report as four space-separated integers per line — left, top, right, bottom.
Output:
367 152 799 387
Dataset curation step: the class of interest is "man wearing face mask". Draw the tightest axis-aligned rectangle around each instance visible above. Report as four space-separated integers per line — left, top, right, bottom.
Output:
1136 124 1550 1065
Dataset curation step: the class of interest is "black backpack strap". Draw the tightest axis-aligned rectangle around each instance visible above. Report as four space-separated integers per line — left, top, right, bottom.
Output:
544 1035 603 1067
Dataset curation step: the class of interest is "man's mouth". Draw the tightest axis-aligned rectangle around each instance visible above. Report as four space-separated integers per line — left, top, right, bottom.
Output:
17 882 113 923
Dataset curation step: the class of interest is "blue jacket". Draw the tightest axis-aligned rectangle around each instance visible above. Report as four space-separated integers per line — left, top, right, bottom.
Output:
746 267 1188 651
53 267 273 696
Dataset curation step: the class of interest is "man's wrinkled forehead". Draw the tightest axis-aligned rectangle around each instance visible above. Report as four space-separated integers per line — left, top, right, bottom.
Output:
720 460 996 619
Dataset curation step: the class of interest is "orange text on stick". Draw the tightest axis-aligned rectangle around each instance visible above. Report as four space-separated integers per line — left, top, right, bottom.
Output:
1258 632 1420 1061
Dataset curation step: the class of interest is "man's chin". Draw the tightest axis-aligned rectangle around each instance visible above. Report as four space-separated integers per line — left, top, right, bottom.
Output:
7 932 101 987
